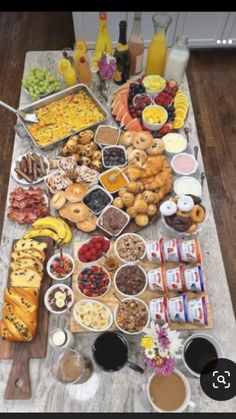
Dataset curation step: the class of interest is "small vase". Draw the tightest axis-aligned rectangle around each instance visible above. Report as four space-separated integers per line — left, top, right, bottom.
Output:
95 76 112 103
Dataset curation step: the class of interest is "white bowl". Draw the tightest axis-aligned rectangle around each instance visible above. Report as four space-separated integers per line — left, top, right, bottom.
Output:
114 232 146 264
44 284 74 314
46 253 75 281
142 105 168 131
76 235 111 264
97 205 130 237
174 176 202 198
73 299 113 332
82 185 113 215
162 133 187 155
114 297 150 335
132 93 152 107
77 265 111 299
171 153 198 176
114 264 147 297
94 124 121 148
102 145 127 169
142 75 166 97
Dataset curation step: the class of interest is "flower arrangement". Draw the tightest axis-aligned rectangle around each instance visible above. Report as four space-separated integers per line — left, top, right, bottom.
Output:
140 322 183 375
95 52 117 101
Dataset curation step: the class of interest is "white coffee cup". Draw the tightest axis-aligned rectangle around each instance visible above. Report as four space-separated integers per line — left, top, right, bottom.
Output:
147 368 195 413
176 332 224 378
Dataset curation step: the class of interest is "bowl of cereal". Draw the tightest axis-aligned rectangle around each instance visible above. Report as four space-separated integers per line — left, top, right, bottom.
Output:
114 297 150 335
73 299 113 332
114 233 146 263
114 264 147 297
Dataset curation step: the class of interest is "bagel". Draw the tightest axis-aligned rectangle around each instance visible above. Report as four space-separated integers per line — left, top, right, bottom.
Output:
132 131 153 150
119 131 135 147
128 149 147 166
76 212 97 232
59 202 89 223
190 205 205 223
50 191 66 209
64 183 88 203
146 138 165 155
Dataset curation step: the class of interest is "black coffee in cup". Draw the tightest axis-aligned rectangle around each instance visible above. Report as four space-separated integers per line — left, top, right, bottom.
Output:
184 337 218 375
93 332 128 372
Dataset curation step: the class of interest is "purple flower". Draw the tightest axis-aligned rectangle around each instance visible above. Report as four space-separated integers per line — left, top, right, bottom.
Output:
156 325 170 350
97 54 117 81
143 354 176 376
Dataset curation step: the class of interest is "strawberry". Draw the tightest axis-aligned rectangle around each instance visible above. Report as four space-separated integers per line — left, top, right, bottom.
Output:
85 251 92 259
79 254 87 262
102 240 110 252
95 242 102 250
91 248 98 255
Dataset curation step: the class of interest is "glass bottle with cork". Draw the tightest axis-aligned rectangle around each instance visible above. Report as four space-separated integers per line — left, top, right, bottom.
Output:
113 20 131 85
146 12 172 76
164 35 190 85
92 12 113 70
128 12 144 76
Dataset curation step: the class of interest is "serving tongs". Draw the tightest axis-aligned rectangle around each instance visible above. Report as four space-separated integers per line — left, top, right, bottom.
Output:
0 100 39 123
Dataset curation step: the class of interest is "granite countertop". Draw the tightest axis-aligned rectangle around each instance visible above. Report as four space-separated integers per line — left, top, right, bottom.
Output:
0 51 235 412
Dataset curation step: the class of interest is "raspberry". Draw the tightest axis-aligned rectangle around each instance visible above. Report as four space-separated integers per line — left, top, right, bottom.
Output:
102 240 110 251
85 251 92 259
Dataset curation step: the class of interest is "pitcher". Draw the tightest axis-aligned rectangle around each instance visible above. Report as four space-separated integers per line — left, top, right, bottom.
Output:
146 12 172 76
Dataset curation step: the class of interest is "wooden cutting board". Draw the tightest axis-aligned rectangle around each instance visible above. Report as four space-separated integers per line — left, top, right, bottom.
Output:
0 236 54 400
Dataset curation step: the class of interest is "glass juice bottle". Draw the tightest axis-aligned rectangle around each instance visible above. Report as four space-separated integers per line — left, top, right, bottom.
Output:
128 12 144 76
146 12 172 76
74 40 92 85
113 20 131 85
164 36 190 85
92 12 113 69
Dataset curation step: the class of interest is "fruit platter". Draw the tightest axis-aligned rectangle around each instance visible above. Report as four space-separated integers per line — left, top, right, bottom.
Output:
111 76 189 135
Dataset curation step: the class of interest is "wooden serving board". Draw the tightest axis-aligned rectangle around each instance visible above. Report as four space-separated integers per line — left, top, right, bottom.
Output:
0 236 54 400
70 239 212 333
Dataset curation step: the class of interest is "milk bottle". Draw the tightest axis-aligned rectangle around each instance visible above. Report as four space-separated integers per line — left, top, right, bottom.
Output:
164 36 190 85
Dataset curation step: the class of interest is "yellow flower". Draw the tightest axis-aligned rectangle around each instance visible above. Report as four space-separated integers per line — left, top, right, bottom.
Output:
113 70 122 82
141 336 155 350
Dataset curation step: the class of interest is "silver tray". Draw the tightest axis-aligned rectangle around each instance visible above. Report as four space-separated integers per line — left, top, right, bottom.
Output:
15 83 109 150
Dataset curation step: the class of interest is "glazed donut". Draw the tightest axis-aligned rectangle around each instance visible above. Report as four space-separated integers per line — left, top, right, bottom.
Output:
132 132 153 150
187 223 198 234
50 191 67 209
76 212 97 232
146 138 165 155
177 196 194 212
64 183 88 203
160 200 177 216
119 131 135 147
128 149 147 166
176 210 192 218
190 205 205 223
59 202 89 223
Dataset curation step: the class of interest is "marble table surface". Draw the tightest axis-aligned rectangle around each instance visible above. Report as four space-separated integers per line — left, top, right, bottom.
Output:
0 51 235 412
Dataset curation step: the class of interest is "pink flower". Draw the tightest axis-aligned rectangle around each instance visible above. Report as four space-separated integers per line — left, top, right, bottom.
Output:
144 354 175 376
97 54 117 80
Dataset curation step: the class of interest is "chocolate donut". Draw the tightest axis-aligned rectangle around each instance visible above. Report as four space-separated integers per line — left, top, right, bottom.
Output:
165 214 192 232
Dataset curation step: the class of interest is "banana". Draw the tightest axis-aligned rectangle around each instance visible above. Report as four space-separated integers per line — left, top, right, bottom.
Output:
60 219 73 244
83 315 92 326
23 228 60 244
33 216 66 241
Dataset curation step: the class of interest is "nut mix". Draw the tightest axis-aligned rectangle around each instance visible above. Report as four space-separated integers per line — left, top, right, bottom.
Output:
116 299 149 333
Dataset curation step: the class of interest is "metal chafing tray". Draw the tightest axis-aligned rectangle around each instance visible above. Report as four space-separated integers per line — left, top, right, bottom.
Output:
15 83 109 150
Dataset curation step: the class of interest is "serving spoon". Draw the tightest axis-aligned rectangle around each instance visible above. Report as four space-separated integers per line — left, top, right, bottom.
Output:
0 100 39 123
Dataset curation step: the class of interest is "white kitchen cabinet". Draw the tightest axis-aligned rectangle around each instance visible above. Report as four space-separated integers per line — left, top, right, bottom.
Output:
221 12 236 45
72 11 235 49
173 12 230 48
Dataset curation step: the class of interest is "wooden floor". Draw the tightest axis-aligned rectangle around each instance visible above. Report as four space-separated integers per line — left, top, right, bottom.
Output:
0 12 235 316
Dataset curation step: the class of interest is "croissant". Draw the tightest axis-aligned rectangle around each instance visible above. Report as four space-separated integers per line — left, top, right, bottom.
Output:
0 287 39 342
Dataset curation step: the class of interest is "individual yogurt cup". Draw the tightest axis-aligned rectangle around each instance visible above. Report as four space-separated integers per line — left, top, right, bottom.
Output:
149 297 169 324
168 294 189 323
188 296 208 326
173 176 202 198
162 133 187 155
171 153 198 176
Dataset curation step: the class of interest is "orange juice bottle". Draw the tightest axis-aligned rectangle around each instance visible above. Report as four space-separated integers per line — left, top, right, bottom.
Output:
146 13 172 76
92 12 113 70
58 58 78 87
